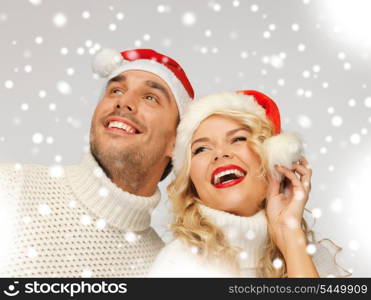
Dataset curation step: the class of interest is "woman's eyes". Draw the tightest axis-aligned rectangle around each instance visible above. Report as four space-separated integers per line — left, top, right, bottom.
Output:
192 146 207 155
232 136 247 143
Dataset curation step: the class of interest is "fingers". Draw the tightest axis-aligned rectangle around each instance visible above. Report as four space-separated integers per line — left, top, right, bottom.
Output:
293 157 312 191
267 173 281 198
275 165 302 189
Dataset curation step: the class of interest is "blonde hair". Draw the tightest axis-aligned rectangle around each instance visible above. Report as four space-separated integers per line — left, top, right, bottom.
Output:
168 109 314 277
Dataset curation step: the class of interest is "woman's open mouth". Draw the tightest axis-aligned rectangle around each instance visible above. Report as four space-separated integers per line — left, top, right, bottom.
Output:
210 164 247 189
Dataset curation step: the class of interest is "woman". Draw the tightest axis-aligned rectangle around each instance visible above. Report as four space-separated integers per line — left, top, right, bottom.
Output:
149 90 348 277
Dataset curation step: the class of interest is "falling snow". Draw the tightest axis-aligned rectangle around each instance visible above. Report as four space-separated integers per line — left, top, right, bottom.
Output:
0 1 369 277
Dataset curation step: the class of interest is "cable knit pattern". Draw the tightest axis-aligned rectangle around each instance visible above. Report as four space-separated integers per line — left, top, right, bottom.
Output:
149 204 268 277
199 204 267 272
149 204 349 277
0 151 164 277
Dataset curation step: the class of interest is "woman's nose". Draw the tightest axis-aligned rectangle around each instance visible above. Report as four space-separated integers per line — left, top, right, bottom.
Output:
214 153 232 161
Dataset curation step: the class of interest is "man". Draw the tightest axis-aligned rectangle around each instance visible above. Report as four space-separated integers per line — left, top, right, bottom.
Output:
0 48 194 277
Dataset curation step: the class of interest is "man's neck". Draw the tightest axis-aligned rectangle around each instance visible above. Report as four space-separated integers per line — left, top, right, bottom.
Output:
92 152 163 197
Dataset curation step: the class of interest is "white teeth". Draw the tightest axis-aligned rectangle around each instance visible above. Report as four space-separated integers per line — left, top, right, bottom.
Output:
213 169 246 185
108 121 136 133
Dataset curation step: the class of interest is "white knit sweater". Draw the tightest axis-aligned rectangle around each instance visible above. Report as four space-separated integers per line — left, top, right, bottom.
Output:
0 151 164 277
149 204 349 277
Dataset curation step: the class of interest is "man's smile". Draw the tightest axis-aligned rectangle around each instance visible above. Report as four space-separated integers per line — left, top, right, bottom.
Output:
104 116 142 136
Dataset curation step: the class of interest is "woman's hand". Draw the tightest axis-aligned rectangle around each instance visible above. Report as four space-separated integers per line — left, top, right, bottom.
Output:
265 156 312 257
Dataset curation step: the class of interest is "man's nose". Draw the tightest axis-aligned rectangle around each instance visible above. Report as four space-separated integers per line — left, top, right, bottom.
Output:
115 92 138 113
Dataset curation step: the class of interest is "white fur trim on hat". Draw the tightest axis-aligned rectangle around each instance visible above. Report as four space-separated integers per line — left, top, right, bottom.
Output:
173 92 303 178
92 48 123 78
263 132 303 179
92 49 191 116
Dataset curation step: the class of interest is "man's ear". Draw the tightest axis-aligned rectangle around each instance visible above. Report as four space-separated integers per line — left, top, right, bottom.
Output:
165 141 175 158
165 135 176 158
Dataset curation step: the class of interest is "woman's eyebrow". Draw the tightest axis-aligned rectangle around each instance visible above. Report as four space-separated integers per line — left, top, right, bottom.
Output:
226 127 250 136
191 137 210 147
191 128 249 147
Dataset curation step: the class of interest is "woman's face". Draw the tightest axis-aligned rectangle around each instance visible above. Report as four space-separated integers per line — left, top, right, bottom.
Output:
189 115 267 216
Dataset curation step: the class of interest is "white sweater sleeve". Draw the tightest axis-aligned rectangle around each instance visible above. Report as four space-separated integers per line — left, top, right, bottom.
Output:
312 239 351 278
147 239 196 277
148 239 235 277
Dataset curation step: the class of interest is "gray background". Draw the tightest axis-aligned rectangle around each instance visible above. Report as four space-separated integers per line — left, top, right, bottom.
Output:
1 0 370 276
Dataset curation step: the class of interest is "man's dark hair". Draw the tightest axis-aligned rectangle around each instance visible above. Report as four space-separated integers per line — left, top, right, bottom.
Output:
159 114 180 181
160 160 173 181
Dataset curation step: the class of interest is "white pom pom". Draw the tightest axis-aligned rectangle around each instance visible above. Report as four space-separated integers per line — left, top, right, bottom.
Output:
92 48 122 78
263 132 304 179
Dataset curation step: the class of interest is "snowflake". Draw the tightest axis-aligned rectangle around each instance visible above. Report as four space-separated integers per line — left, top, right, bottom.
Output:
297 114 312 129
82 11 90 19
250 4 259 12
53 13 67 28
57 81 71 95
298 43 306 52
348 240 360 251
81 268 93 277
38 204 51 215
291 23 300 31
96 219 106 230
350 133 361 145
68 200 77 208
109 23 117 31
27 247 38 259
245 229 256 240
32 133 43 144
80 215 92 226
99 187 109 197
4 80 14 89
49 103 57 111
306 243 317 255
312 208 322 218
116 12 125 20
24 65 32 73
343 62 351 70
123 232 140 244
331 198 343 213
272 258 283 269
29 0 42 5
364 96 371 107
331 115 343 127
182 12 196 26
239 251 248 260
35 36 43 44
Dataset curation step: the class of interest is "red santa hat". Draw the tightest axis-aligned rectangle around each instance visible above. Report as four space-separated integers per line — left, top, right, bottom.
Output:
92 48 194 116
173 90 303 178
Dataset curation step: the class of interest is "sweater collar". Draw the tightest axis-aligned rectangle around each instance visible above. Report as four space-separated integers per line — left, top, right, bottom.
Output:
65 150 161 232
198 204 268 268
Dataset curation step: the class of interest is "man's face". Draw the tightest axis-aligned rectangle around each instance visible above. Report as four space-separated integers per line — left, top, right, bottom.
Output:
90 70 179 188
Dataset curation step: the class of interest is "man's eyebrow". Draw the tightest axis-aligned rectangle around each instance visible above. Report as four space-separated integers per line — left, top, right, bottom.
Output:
191 128 249 147
106 74 126 87
145 80 171 103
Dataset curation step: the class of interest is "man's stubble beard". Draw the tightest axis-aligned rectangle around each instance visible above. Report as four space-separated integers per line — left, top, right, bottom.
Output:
89 126 166 193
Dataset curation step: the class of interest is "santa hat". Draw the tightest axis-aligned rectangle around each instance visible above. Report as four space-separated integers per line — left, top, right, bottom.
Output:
173 90 303 178
92 48 194 116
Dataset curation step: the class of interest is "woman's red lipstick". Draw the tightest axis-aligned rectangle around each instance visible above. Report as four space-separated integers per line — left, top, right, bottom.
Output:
211 164 246 189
